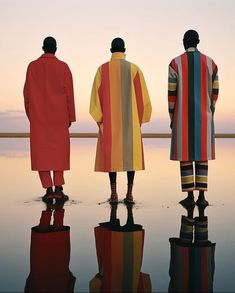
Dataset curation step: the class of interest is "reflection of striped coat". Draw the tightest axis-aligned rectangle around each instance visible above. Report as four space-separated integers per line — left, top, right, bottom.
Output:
89 226 152 293
168 48 219 161
90 52 152 172
169 238 215 293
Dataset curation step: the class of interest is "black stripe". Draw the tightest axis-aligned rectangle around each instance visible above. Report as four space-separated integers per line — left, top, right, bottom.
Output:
182 183 195 189
180 165 194 171
168 90 177 96
195 183 207 188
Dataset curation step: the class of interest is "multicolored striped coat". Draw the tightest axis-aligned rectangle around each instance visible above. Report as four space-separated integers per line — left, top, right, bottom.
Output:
89 226 152 292
169 238 215 293
168 48 219 161
90 52 152 172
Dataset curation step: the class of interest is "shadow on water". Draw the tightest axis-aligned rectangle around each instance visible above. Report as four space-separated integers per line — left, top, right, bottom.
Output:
168 205 216 293
90 203 152 293
24 201 76 293
23 197 82 205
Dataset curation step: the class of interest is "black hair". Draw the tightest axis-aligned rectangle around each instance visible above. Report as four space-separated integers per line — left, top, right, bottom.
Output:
183 30 200 49
110 37 126 53
42 36 57 54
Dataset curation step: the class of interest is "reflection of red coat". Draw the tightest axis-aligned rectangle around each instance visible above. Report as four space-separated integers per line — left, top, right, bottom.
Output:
25 226 76 293
90 226 152 293
24 54 76 170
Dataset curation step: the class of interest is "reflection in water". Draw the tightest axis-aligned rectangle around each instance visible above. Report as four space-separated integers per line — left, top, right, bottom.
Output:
169 206 216 293
90 204 152 292
25 202 76 292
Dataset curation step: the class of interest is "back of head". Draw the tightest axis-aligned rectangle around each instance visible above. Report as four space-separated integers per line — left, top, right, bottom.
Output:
183 30 200 50
42 36 57 54
110 37 126 53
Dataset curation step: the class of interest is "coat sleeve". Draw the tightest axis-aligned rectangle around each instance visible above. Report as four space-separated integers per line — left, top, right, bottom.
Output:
211 63 219 113
23 65 30 120
89 67 103 123
64 64 76 122
133 68 152 125
168 60 178 123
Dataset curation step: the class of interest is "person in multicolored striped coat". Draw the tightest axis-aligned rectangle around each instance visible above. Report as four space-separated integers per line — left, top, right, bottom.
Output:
168 30 219 206
90 38 152 204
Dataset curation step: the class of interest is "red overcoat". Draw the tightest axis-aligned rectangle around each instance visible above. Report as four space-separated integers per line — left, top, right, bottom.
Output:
24 53 76 170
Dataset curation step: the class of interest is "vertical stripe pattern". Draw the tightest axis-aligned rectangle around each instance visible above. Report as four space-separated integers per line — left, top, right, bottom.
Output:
90 226 152 292
168 49 219 161
169 238 216 292
90 53 152 172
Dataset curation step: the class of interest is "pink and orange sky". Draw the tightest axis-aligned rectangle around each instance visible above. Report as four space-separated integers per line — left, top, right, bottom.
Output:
0 0 234 132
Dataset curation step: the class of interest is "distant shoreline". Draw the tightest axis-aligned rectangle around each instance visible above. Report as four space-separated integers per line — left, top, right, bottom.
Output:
0 133 235 138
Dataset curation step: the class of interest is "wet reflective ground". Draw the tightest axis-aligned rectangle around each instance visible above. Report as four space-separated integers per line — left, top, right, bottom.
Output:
0 139 235 292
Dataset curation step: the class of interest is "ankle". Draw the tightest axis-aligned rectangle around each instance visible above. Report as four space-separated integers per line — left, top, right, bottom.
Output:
188 191 194 199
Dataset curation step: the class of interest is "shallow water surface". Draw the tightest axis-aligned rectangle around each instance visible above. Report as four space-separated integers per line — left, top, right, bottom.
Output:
0 138 235 292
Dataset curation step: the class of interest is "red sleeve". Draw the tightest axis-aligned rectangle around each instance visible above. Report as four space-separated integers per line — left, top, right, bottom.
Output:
64 64 76 122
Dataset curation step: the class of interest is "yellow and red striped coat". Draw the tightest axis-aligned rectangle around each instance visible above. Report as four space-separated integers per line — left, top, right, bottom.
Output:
90 52 152 172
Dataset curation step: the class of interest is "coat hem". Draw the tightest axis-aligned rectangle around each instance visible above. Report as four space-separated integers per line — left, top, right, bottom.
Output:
94 167 145 172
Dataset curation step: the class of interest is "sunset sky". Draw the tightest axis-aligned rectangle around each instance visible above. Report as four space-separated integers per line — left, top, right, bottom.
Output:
0 0 234 132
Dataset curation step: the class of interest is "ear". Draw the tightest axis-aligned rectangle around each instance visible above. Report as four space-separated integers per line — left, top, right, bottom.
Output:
110 48 114 53
197 39 200 45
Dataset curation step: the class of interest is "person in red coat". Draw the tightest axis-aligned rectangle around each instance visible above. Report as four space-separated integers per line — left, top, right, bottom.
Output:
24 37 76 201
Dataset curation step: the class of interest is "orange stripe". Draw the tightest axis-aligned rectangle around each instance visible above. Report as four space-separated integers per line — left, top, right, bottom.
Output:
181 54 189 160
111 232 123 292
109 60 123 170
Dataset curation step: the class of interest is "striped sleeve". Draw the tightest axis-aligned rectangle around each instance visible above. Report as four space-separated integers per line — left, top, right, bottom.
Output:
212 63 219 111
90 67 103 122
168 60 178 121
134 68 152 124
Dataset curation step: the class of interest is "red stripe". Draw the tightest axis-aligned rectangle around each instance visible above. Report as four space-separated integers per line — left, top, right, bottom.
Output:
101 63 112 171
201 55 207 159
181 54 189 160
102 228 112 292
134 72 144 125
201 248 208 291
173 98 178 160
171 59 178 72
183 247 189 292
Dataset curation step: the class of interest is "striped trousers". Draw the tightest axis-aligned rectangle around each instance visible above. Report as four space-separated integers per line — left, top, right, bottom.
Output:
180 161 208 192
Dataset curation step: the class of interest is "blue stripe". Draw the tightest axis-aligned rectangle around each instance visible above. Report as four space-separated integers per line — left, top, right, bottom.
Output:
194 247 201 292
194 52 201 160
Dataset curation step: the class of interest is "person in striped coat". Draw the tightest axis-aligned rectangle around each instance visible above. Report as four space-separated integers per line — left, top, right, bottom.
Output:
168 30 219 206
90 38 152 204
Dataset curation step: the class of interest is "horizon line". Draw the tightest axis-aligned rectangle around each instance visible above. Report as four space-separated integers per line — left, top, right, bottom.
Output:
0 133 234 138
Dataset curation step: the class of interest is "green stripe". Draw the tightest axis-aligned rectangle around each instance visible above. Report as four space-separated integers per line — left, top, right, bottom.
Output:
121 60 133 170
123 232 134 291
187 53 195 159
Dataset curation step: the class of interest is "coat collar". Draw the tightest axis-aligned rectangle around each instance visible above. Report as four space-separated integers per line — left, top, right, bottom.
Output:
40 53 56 58
111 52 126 60
186 47 198 52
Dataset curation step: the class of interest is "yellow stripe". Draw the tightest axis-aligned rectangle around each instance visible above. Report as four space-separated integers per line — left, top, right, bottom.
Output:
195 176 208 183
131 64 143 170
181 176 194 183
109 60 123 170
168 83 177 90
